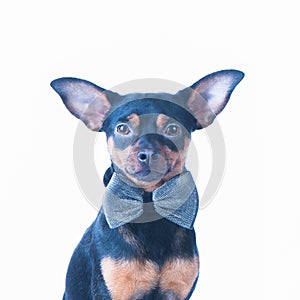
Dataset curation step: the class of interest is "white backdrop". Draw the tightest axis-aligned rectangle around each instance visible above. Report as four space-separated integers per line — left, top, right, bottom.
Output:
1 1 299 299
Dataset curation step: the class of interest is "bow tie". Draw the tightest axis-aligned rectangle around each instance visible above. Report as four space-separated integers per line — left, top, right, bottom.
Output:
102 171 199 230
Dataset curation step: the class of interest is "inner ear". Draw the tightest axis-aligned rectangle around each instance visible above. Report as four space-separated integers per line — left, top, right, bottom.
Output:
178 70 244 128
51 77 119 131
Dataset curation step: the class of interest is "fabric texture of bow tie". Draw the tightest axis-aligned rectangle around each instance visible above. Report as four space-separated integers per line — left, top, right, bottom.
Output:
102 171 199 230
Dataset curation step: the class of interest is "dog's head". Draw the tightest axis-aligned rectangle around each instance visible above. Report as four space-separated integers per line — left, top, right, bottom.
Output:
51 70 244 190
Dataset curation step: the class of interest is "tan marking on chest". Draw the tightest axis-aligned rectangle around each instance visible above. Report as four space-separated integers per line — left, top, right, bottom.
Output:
101 257 159 300
159 256 199 299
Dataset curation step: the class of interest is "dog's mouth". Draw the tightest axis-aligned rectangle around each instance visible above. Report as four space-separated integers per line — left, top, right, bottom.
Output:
126 166 169 182
125 154 170 182
133 168 169 182
135 169 151 177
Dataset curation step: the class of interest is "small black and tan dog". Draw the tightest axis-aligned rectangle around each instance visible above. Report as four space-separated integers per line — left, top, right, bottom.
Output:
51 69 244 300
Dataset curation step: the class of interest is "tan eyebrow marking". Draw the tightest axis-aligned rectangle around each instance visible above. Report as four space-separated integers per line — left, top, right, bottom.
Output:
156 114 170 129
127 113 140 128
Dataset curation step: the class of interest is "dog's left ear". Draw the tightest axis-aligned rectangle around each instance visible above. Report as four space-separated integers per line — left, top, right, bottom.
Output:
178 70 244 128
51 77 119 131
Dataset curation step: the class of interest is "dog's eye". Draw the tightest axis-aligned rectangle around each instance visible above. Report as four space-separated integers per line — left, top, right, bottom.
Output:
116 123 131 135
165 124 181 137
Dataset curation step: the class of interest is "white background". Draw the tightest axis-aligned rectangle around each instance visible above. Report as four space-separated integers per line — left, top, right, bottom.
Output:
1 0 299 299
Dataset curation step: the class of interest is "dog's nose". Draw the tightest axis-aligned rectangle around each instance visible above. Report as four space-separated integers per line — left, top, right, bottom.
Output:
137 150 160 163
137 151 148 162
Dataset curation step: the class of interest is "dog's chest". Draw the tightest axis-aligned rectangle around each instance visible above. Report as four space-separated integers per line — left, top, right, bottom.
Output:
120 219 196 261
100 254 199 300
98 221 199 299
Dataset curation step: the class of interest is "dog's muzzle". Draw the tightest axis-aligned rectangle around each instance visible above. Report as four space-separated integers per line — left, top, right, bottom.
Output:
125 134 178 181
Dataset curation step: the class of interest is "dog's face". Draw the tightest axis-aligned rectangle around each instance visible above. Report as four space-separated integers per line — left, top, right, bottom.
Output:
104 109 191 189
51 70 244 190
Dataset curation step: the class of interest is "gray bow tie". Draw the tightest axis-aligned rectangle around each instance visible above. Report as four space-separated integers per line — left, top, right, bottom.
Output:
102 171 199 230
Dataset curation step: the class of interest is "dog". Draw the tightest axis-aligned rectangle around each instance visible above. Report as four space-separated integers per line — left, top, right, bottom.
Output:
51 69 244 300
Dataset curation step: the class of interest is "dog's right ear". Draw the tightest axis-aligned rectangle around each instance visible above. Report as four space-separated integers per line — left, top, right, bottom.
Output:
51 78 117 131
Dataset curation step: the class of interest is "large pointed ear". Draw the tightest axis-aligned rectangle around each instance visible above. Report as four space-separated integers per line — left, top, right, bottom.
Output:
178 70 244 129
50 77 118 131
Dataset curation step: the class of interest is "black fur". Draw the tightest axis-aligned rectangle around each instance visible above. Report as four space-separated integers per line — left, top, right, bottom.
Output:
102 98 198 136
103 164 115 187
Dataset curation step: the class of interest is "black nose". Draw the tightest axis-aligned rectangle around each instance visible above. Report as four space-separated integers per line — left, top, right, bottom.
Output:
137 151 148 162
137 150 160 163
